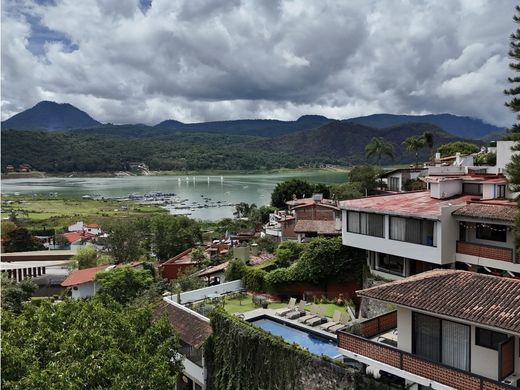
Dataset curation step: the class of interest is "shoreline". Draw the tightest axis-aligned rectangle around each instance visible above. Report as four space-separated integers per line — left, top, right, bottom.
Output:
1 166 351 180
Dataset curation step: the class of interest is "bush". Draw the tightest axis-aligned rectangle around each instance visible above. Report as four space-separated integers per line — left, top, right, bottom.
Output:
225 259 246 281
243 267 267 292
264 267 294 291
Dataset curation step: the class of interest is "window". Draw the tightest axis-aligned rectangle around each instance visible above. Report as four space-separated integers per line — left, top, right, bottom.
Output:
463 183 483 196
376 254 405 276
390 217 435 246
476 223 507 242
347 211 384 237
497 184 506 198
476 327 508 350
413 313 470 371
389 177 400 192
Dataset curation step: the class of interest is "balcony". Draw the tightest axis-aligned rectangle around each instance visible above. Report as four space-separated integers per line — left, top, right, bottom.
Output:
456 241 514 263
337 312 515 390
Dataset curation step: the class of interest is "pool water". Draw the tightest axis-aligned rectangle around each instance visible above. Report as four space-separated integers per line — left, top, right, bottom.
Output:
251 318 339 358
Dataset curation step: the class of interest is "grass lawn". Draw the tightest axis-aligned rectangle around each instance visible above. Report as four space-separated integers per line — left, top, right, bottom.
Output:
222 296 286 314
2 196 167 229
313 303 346 318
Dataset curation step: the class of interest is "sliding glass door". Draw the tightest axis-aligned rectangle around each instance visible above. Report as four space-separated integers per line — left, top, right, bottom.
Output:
413 313 470 371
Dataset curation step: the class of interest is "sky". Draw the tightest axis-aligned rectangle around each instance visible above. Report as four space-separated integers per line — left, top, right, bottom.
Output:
1 0 518 126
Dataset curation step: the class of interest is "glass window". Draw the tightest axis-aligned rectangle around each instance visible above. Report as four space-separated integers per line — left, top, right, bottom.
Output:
497 185 506 198
476 223 507 242
476 327 508 350
389 177 400 191
413 313 441 362
390 217 435 246
347 211 384 237
463 183 483 196
376 254 405 276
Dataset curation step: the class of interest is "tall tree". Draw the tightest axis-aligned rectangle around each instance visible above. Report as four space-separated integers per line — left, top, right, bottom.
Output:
365 137 395 165
95 267 154 305
104 219 146 263
402 135 426 167
422 132 434 162
270 179 316 208
3 227 45 253
151 215 202 262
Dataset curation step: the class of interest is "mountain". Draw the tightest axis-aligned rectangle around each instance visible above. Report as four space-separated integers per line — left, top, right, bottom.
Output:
346 113 504 140
254 121 474 165
154 115 332 137
1 101 100 130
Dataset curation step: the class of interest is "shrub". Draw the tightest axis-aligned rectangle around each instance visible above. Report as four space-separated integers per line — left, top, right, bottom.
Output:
264 267 294 291
225 259 246 281
243 267 267 292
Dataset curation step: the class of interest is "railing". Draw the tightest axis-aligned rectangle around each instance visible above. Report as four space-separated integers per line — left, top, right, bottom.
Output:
352 311 398 338
168 280 244 304
456 241 514 263
337 325 516 390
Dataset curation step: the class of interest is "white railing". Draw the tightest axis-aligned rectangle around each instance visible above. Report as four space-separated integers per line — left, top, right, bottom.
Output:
427 166 466 175
169 279 244 304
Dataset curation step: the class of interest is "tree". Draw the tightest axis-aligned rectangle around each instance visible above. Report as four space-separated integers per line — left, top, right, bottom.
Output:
1 299 182 388
190 247 208 268
151 215 202 262
233 202 257 219
104 219 147 263
1 221 17 238
95 267 154 305
274 241 303 268
3 227 45 252
173 267 205 292
402 135 426 167
347 165 381 195
71 245 99 269
423 132 434 161
224 259 246 281
271 179 316 208
331 182 363 200
365 137 394 164
438 141 480 158
1 274 37 313
250 205 276 226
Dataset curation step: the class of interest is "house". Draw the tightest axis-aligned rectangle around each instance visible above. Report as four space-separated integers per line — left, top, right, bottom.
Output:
61 262 143 299
5 165 15 173
337 270 520 389
62 231 96 250
380 168 427 192
264 211 297 241
18 163 31 172
154 300 212 390
341 155 519 280
196 261 229 286
159 248 201 280
68 221 102 234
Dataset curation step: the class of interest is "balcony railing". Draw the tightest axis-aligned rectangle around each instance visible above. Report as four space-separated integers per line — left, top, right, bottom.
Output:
456 241 514 263
337 312 516 390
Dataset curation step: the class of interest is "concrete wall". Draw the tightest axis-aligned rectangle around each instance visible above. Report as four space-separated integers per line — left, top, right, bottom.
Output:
72 281 97 299
397 307 412 354
433 180 462 199
439 206 461 264
482 184 495 200
169 280 243 304
496 141 516 170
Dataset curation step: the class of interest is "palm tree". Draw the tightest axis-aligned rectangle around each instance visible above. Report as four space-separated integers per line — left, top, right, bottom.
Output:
365 137 395 164
402 136 426 168
422 132 434 163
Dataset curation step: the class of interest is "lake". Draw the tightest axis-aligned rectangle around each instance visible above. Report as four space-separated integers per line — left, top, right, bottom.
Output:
1 170 348 220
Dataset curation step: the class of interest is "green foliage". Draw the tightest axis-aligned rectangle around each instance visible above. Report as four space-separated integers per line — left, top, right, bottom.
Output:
1 274 37 313
438 141 479 157
402 135 426 167
1 299 182 389
104 218 147 263
173 267 205 292
250 205 276 226
331 182 364 200
3 227 45 253
403 179 427 191
1 221 17 237
264 267 294 289
243 267 267 292
365 136 395 164
95 267 154 305
151 215 202 262
474 152 497 166
190 247 207 268
233 202 257 219
274 240 303 268
71 245 99 269
254 236 278 253
505 6 520 137
224 258 246 281
347 165 381 196
270 179 316 208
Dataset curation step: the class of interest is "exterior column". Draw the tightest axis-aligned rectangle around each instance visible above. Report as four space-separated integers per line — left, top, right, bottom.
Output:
17 268 23 282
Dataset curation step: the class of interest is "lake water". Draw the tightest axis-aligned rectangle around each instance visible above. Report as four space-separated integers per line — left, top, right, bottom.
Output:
1 170 347 220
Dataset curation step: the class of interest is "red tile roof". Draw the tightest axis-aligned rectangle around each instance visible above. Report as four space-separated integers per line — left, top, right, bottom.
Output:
153 301 212 348
85 223 100 228
160 248 197 266
294 220 340 235
340 191 474 218
196 261 229 277
357 270 520 334
61 262 143 287
62 231 96 243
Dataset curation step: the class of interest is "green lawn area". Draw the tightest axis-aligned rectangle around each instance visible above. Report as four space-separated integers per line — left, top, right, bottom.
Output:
222 296 286 314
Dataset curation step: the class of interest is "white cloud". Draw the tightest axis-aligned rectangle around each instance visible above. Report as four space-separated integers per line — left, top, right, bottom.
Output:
1 0 517 127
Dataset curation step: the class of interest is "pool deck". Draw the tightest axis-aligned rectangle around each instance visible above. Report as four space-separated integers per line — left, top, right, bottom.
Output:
240 307 340 341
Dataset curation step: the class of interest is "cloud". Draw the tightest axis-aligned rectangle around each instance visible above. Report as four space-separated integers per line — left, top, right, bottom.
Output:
1 0 517 127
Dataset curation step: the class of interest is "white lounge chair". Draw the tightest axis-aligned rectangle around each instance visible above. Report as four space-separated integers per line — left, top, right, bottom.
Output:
307 307 326 326
286 300 306 319
298 305 319 323
275 297 297 316
327 311 350 333
319 310 342 330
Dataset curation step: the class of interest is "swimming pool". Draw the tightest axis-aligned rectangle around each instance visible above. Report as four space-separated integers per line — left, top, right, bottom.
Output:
250 317 339 358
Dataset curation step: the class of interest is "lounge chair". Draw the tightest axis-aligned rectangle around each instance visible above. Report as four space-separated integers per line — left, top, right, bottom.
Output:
298 305 319 323
347 306 357 321
275 297 297 316
306 307 326 326
327 311 350 333
319 310 342 331
285 300 307 319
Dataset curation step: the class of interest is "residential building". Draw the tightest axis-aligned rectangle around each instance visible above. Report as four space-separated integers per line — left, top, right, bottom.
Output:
159 248 201 280
337 270 520 389
380 168 427 192
340 143 520 279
